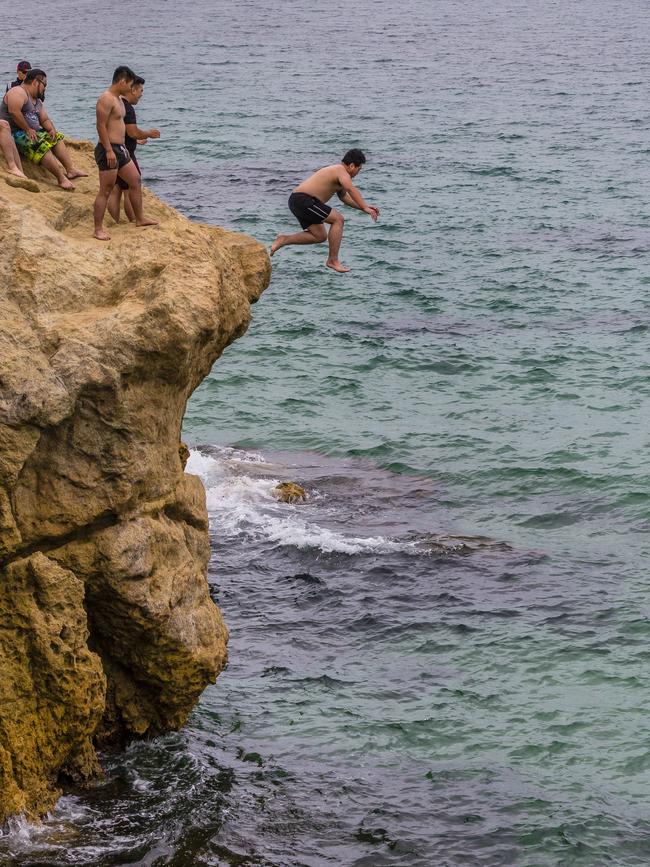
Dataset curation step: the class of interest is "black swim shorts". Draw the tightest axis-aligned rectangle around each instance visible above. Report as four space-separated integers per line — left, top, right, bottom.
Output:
288 192 332 230
116 150 140 190
94 142 132 172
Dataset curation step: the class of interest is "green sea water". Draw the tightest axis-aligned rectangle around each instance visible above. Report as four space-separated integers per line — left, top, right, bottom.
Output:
2 0 650 864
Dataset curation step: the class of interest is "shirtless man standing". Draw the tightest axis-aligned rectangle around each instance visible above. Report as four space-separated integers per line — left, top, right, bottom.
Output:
107 75 160 224
270 148 379 273
93 66 158 241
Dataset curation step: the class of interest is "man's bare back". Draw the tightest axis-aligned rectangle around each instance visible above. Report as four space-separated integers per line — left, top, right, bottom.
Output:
294 164 349 203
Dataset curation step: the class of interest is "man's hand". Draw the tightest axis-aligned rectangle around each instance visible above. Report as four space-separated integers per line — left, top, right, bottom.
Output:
147 129 161 139
365 205 380 222
105 147 117 169
27 128 38 143
48 129 58 142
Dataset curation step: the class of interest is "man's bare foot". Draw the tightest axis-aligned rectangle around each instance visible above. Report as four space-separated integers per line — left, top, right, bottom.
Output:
58 178 75 191
136 217 159 227
66 168 88 179
326 259 350 273
93 228 111 241
7 166 27 179
270 234 286 256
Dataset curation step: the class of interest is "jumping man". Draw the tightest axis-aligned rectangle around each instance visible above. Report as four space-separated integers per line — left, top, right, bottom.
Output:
270 148 379 273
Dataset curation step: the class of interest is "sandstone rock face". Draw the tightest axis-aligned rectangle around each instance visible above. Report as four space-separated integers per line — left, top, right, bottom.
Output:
0 143 270 820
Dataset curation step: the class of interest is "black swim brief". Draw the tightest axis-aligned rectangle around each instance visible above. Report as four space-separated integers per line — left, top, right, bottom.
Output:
94 142 131 172
288 192 332 230
116 150 140 190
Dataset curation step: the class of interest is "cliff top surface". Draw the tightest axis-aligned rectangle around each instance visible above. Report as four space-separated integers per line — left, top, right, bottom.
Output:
2 139 259 257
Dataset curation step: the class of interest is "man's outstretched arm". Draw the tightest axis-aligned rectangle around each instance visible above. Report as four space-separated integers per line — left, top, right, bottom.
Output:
337 187 380 220
337 169 380 220
125 122 160 141
337 190 364 209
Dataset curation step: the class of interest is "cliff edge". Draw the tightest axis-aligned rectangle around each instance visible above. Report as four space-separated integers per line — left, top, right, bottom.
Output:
0 143 270 820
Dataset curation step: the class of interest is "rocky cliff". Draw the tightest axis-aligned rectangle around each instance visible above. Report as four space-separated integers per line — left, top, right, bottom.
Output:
0 142 270 820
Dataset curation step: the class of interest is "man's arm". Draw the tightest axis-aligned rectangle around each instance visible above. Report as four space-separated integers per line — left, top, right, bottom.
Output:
125 122 160 141
337 190 365 210
6 89 37 141
96 94 116 168
37 106 57 139
337 168 380 221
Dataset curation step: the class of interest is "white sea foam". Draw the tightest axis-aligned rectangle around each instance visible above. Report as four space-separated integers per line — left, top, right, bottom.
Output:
0 799 91 854
253 517 408 555
186 447 412 555
185 448 222 480
0 814 37 844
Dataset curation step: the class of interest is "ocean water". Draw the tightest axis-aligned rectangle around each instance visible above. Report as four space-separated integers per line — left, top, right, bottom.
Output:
2 0 650 863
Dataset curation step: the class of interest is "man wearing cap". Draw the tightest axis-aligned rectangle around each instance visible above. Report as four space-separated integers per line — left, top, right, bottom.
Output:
7 60 31 92
1 62 31 177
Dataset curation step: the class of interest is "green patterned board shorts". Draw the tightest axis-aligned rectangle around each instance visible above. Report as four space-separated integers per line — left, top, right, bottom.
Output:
13 130 64 164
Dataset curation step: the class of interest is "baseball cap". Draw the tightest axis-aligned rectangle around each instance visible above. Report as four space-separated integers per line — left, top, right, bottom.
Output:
16 61 31 72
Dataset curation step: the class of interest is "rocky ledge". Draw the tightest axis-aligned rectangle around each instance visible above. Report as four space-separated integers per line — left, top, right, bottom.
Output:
0 143 270 820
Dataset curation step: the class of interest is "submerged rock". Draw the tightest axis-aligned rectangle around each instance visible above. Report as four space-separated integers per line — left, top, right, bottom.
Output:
273 481 308 503
0 142 271 820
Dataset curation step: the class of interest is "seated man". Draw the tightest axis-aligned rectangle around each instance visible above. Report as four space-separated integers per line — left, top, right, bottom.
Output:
1 61 30 176
0 68 86 190
0 119 26 177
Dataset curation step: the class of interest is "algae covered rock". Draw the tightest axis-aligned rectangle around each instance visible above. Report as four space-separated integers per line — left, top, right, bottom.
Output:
0 142 270 820
273 481 308 503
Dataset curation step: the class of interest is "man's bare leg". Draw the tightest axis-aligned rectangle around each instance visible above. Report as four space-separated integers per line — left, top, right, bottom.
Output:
93 169 118 240
40 151 75 190
118 161 158 227
51 140 88 179
323 210 349 273
123 189 135 222
0 121 26 178
107 185 122 223
271 223 327 255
